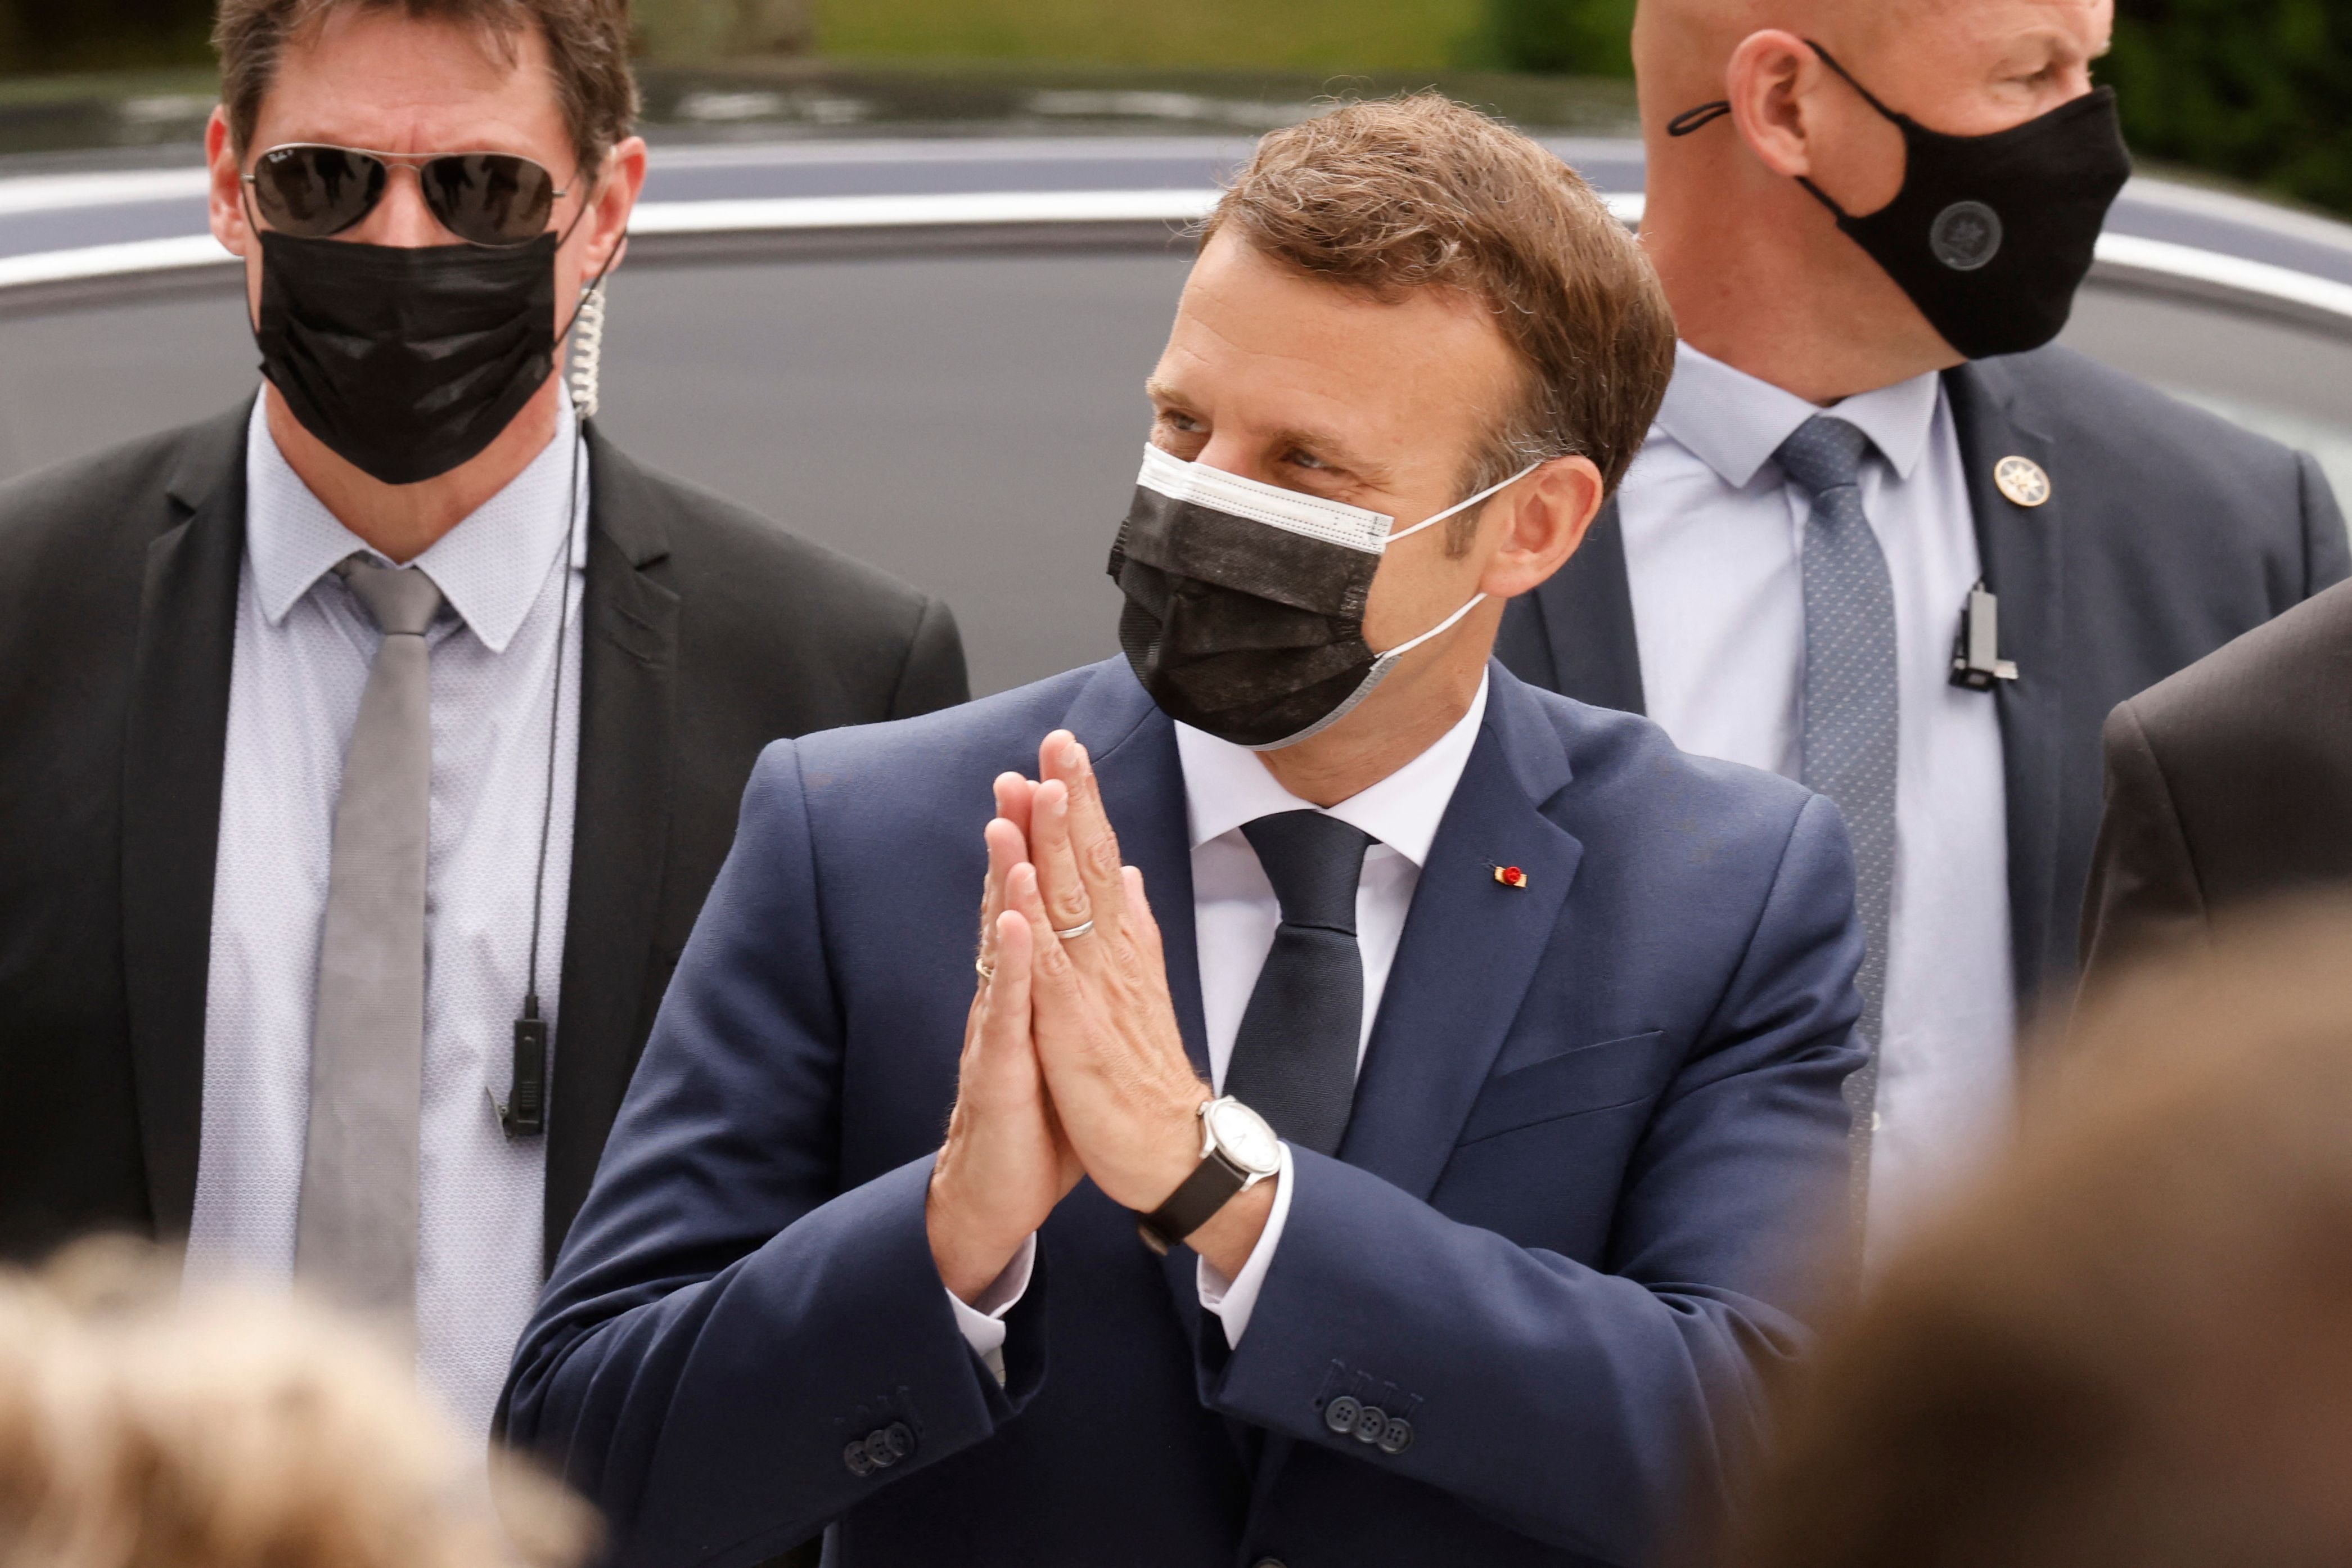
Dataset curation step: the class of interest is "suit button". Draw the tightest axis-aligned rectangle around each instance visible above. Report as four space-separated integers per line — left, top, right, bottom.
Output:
1377 1415 1413 1455
882 1422 914 1461
1253 1560 1287 1568
1352 1404 1387 1444
863 1427 907 1469
1323 1395 1361 1436
842 1440 875 1477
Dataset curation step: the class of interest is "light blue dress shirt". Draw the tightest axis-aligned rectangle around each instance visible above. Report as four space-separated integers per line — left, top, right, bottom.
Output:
187 396 587 1438
1619 343 2017 1248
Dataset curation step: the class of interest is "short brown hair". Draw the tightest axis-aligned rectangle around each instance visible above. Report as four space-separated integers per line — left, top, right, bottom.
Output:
1204 94 1676 517
1718 901 2352 1568
214 0 638 181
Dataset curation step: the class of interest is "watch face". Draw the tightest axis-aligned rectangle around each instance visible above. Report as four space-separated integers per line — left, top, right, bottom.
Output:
1206 1098 1282 1176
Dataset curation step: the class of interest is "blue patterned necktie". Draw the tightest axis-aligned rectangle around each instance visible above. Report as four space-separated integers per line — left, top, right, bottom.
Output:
1775 415 1897 1185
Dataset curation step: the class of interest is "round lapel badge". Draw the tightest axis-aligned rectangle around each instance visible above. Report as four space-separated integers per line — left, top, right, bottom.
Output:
1994 455 2052 508
1931 201 2004 272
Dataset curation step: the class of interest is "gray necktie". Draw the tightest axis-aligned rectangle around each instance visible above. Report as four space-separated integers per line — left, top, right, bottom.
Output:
1776 416 1898 1187
295 556 444 1317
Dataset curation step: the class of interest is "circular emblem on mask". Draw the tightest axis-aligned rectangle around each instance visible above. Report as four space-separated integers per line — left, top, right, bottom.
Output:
1994 455 2052 508
1931 201 2004 272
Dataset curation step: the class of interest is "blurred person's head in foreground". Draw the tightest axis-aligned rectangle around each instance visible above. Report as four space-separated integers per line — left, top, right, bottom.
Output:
1720 900 2352 1568
0 1240 593 1568
1635 0 2125 402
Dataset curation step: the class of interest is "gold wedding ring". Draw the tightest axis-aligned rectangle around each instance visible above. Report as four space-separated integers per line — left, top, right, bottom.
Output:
975 956 995 981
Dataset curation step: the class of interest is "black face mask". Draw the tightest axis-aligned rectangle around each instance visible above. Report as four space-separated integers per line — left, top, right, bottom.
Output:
254 229 558 486
1108 445 1525 750
1670 43 2131 359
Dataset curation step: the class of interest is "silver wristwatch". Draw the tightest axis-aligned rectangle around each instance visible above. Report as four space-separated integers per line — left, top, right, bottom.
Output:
1135 1096 1282 1255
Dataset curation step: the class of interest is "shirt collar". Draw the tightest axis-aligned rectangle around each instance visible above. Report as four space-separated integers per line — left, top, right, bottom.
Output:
243 395 585 653
1653 340 1943 489
1174 673 1489 868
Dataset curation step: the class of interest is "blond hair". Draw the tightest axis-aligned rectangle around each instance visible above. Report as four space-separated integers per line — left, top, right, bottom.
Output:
0 1240 594 1568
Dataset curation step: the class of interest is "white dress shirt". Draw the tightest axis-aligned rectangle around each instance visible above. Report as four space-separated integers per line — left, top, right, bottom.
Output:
187 397 587 1438
952 678 1490 1368
1618 342 2016 1245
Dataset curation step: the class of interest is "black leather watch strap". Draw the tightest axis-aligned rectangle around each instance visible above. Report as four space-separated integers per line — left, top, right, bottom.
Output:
1136 1148 1250 1256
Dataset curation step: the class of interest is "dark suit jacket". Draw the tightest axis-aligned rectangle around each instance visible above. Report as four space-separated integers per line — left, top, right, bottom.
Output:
2079 577 2352 984
0 401 968 1268
501 658 1866 1568
1499 345 2349 1021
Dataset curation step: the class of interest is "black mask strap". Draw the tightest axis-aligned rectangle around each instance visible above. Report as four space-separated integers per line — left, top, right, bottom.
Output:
1788 41 1911 222
1666 101 1733 137
1802 40 1906 125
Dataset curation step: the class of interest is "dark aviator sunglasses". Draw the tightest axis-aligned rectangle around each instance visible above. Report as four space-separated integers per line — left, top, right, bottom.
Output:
244 143 575 249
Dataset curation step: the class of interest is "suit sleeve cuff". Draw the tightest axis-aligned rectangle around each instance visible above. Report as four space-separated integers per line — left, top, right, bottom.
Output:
1197 1142 1295 1345
946 1234 1036 1384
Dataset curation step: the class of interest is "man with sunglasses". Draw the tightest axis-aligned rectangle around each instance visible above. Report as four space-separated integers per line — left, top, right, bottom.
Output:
1497 0 2348 1254
0 0 966 1441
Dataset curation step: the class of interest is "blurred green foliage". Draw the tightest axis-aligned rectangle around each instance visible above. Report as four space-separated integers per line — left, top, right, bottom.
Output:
8 0 2352 223
813 0 1484 73
1485 0 1632 77
2105 1 2352 215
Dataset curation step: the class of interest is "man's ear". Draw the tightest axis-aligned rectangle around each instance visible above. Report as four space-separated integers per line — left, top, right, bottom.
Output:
1480 456 1605 601
1725 29 1826 181
579 135 648 279
206 107 253 259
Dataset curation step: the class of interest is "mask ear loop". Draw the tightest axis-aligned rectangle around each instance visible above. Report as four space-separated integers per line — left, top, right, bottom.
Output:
1668 42 1907 218
1801 41 1905 123
1786 41 1911 222
1384 461 1544 546
1668 102 1732 137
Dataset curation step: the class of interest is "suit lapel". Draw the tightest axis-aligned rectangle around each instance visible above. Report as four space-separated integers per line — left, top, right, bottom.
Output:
1058 664 1213 1332
1494 498 1647 715
1945 362 2067 1017
542 429 680 1269
1339 667 1583 1200
121 407 251 1238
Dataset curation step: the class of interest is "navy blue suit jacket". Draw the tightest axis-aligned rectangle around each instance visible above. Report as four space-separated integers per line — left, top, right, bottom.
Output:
502 659 1865 1568
1497 348 2350 1020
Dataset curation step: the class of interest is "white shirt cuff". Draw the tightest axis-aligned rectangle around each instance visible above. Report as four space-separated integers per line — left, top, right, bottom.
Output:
1197 1141 1294 1346
945 1234 1036 1386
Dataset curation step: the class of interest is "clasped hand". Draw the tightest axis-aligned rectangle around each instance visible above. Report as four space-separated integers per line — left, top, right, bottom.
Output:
926 732 1275 1304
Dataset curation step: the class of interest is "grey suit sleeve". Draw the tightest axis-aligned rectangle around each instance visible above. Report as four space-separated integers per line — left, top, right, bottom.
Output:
2297 451 2351 597
2079 701 2209 993
886 595 970 719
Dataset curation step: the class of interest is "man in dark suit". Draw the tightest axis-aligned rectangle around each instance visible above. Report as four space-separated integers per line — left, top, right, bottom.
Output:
1499 0 2347 1243
503 96 1862 1567
0 0 962 1440
2079 579 2352 985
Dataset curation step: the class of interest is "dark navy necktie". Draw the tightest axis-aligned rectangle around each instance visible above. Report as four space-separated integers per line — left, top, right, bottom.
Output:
1223 810 1375 1157
1774 414 1898 1186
